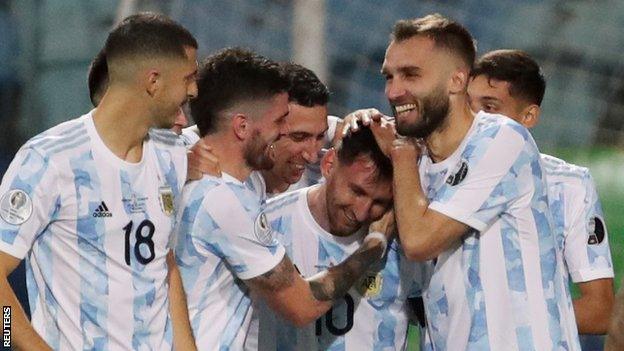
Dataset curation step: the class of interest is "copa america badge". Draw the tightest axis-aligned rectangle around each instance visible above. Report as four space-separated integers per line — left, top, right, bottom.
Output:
0 189 33 225
253 212 275 246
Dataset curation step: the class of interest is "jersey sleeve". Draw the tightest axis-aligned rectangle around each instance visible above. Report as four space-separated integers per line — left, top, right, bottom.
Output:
564 173 614 282
177 183 285 280
0 147 60 259
428 123 538 232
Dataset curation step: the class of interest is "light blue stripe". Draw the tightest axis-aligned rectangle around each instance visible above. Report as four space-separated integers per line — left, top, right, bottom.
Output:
71 151 109 350
34 125 87 151
47 135 90 156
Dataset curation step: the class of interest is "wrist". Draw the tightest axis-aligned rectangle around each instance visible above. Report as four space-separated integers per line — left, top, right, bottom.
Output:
364 231 388 258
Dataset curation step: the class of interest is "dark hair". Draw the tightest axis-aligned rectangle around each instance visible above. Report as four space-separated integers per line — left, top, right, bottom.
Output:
336 125 392 181
471 49 546 106
282 63 329 107
391 13 476 68
191 47 288 136
88 49 108 106
105 12 197 64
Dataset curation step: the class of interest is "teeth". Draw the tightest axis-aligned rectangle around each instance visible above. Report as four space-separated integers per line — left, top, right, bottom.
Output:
395 104 417 113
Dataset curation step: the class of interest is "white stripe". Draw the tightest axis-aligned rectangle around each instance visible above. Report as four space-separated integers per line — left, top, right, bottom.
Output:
480 221 518 351
439 245 471 350
517 202 552 351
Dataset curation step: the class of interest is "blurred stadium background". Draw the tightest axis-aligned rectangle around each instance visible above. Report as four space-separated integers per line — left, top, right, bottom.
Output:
0 1 621 350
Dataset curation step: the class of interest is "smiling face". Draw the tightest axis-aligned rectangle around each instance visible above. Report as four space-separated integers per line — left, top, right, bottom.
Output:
153 46 198 129
243 92 290 170
267 103 328 184
323 153 393 236
381 36 453 138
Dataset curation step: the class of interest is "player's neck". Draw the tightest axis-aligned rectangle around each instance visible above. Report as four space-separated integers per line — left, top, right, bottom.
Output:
261 170 290 195
202 133 252 182
307 185 331 232
424 101 474 163
93 89 151 163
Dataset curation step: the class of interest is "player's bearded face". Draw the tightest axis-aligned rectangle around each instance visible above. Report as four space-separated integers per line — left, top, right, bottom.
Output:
391 81 450 138
244 129 274 170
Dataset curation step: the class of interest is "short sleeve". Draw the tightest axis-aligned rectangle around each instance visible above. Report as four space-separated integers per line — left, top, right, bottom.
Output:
429 123 537 232
565 173 614 282
0 147 60 259
177 183 285 280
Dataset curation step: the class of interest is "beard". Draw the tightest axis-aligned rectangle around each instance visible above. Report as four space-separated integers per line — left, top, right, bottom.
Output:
394 84 450 138
244 130 274 170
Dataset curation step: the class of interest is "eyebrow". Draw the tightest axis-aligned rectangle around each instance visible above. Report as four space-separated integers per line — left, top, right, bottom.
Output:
380 65 421 75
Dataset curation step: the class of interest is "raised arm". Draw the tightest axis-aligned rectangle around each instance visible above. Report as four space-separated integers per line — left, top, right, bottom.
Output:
245 211 393 326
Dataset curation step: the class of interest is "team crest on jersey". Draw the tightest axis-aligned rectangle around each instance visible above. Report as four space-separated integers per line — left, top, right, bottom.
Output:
587 216 606 245
253 212 274 246
159 186 175 216
358 272 383 297
0 189 33 225
446 160 468 186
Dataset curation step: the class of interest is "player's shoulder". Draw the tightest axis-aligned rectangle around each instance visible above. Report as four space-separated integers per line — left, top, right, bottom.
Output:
541 153 590 183
148 128 186 149
472 111 532 142
23 113 92 159
263 187 306 215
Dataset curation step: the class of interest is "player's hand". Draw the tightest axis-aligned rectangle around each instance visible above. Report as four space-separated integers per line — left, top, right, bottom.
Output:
187 139 221 181
369 118 398 157
340 108 388 139
368 209 396 241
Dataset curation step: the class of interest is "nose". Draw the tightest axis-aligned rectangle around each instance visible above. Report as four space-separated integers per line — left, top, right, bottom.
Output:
301 140 320 164
279 118 290 137
353 198 373 223
175 109 188 128
187 80 198 99
385 78 406 101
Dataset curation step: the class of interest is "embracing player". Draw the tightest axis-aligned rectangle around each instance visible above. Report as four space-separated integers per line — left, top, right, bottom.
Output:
0 13 197 350
174 48 394 350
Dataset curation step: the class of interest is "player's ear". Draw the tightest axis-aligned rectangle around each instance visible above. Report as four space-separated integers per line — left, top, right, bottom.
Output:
320 148 336 178
232 114 249 141
145 69 161 97
520 104 540 128
449 67 469 95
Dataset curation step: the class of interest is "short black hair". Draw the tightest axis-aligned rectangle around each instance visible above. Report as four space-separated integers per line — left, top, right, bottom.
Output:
282 63 329 107
105 12 197 64
191 47 289 136
471 49 546 106
88 49 108 106
391 13 476 68
336 125 392 181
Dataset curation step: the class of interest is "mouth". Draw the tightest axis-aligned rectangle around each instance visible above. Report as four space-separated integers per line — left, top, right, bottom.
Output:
393 103 417 118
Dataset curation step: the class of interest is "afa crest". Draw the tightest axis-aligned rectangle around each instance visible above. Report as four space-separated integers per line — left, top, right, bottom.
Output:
159 186 175 216
358 273 383 297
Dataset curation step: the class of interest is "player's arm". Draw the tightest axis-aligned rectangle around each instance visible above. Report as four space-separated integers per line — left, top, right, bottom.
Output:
0 251 52 351
367 121 469 261
245 211 393 327
605 279 624 351
166 250 197 351
573 279 614 334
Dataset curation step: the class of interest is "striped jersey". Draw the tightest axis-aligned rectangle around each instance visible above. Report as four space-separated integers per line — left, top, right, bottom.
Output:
0 111 187 350
259 187 431 350
541 154 614 285
417 111 580 350
174 172 285 350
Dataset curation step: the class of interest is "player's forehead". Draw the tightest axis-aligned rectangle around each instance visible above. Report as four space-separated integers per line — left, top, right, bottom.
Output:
287 103 328 134
382 36 439 72
468 74 512 98
339 156 391 194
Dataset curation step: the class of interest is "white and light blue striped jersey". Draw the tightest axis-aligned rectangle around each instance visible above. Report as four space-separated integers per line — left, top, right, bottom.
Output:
0 111 187 350
174 172 285 350
417 111 580 351
259 187 431 350
541 154 614 284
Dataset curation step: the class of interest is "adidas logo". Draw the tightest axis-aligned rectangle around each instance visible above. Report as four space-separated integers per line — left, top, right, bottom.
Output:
92 202 112 218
